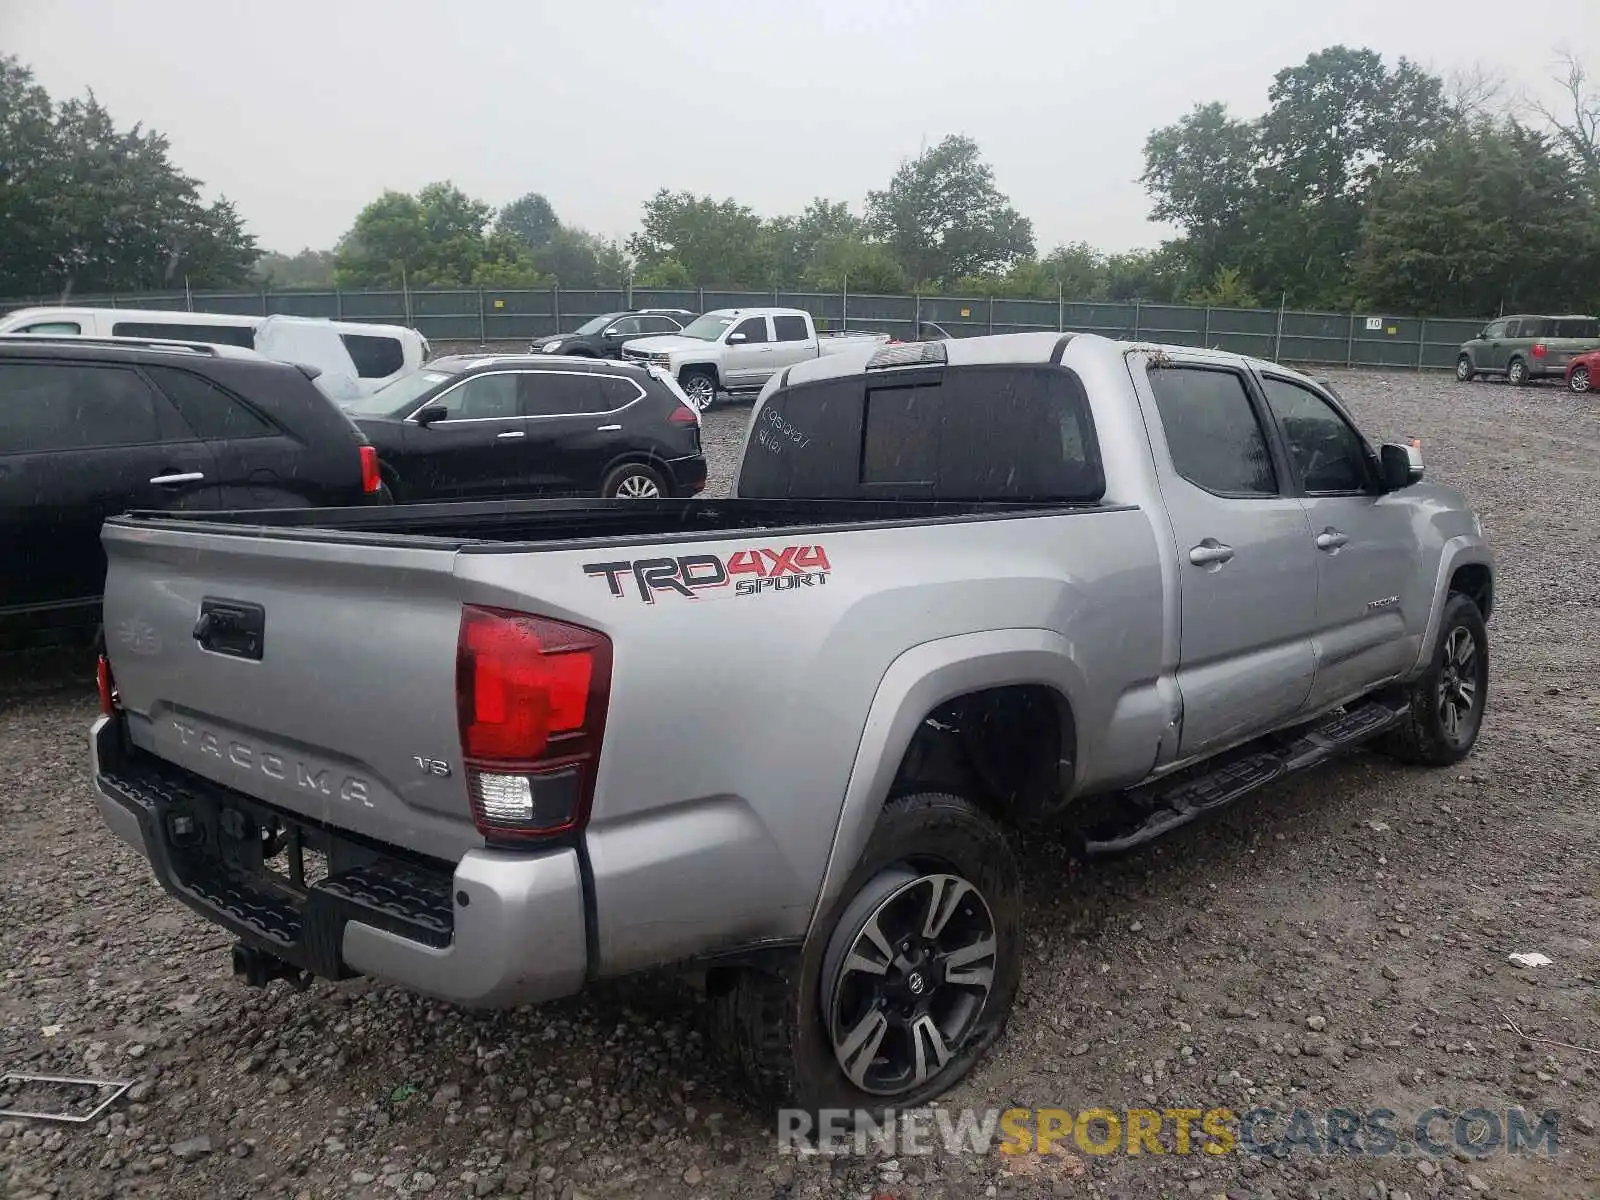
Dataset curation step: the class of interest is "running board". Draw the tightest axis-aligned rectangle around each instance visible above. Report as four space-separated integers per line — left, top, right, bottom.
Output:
1081 700 1407 857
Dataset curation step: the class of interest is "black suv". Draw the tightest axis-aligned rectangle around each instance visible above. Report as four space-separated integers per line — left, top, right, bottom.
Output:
342 354 707 501
0 335 385 646
529 309 697 359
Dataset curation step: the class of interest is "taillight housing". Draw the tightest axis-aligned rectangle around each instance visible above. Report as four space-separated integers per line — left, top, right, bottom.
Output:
1532 343 1547 358
455 606 611 842
360 445 381 494
667 404 698 425
96 654 118 715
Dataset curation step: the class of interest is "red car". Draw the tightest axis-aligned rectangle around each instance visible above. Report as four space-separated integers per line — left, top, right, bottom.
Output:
1566 348 1600 393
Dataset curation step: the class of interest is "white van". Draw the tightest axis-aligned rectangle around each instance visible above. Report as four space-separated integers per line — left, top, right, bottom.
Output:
0 306 430 398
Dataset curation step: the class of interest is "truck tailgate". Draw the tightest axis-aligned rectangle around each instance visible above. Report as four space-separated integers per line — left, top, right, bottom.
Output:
101 522 481 862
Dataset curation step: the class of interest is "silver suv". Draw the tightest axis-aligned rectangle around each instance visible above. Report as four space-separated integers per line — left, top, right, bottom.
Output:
1456 314 1600 385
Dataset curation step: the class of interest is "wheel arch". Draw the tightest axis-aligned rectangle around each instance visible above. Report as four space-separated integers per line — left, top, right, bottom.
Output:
1408 538 1495 677
804 629 1086 944
679 361 720 388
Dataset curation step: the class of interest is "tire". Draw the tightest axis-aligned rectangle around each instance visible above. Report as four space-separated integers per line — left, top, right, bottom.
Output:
1507 357 1529 386
600 462 666 499
1378 592 1489 767
680 369 717 412
713 792 1022 1120
1570 366 1592 394
1455 355 1476 382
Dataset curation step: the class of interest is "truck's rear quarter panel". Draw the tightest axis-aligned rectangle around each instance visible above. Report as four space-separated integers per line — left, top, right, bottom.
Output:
453 508 1167 971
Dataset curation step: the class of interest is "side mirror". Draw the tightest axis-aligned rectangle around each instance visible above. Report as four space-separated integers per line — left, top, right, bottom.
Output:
603 327 622 337
1379 441 1424 490
414 404 449 427
728 332 747 343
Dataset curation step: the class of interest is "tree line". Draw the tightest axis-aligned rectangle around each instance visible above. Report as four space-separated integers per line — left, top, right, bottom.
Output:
4 47 1598 316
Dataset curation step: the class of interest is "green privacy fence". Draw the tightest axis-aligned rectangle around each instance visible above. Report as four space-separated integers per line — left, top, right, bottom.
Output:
0 287 1489 371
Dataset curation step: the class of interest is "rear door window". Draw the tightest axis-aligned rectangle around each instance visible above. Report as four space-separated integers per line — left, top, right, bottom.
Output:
637 316 682 334
1146 366 1278 496
773 315 810 342
0 362 173 453
523 373 643 415
144 365 277 439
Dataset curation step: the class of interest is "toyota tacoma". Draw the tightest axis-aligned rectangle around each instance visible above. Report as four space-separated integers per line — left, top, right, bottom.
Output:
90 332 1494 1115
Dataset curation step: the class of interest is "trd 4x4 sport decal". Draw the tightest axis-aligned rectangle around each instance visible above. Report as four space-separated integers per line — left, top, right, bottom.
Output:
583 545 831 603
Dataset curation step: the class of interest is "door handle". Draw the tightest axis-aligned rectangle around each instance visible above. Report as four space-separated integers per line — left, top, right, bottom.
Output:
596 424 622 432
1188 539 1235 567
496 430 526 440
1315 528 1349 552
149 471 205 486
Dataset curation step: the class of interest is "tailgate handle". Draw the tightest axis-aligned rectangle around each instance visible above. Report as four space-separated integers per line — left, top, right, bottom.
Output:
194 598 265 661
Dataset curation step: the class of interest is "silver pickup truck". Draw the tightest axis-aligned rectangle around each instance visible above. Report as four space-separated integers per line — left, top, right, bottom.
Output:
90 332 1493 1115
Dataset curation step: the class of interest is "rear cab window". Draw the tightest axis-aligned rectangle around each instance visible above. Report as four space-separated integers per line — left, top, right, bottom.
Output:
738 363 1104 502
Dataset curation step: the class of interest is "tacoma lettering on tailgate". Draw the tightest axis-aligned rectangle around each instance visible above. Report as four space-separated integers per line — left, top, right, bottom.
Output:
583 545 831 603
171 719 374 808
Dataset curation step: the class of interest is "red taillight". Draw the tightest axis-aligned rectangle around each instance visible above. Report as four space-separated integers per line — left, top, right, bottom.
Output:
668 404 698 425
96 654 117 715
360 445 381 494
1532 343 1547 358
455 606 611 841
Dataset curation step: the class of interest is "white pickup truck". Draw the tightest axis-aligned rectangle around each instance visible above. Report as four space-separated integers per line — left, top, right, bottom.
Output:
621 307 888 410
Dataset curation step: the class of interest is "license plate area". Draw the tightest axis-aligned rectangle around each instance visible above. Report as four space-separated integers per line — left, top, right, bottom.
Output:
159 787 374 902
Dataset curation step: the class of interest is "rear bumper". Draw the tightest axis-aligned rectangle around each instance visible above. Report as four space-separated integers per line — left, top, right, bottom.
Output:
664 453 708 497
89 716 588 1008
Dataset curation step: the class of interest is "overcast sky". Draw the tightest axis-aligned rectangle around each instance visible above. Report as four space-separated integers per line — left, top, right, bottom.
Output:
3 0 1596 257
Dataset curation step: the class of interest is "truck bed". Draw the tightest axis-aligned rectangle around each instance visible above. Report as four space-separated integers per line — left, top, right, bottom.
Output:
95 487 1168 994
118 494 1094 550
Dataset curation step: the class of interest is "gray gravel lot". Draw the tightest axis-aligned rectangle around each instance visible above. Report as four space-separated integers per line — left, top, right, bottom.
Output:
3 369 1599 1200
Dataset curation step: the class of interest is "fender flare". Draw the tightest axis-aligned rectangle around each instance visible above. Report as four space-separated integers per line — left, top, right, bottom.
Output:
676 361 720 387
804 628 1087 943
1409 535 1494 676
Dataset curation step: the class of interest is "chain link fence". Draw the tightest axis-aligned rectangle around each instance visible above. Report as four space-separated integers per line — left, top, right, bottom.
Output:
0 287 1488 370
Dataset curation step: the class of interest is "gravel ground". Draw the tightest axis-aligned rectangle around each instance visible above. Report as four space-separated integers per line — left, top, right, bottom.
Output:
3 369 1599 1200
